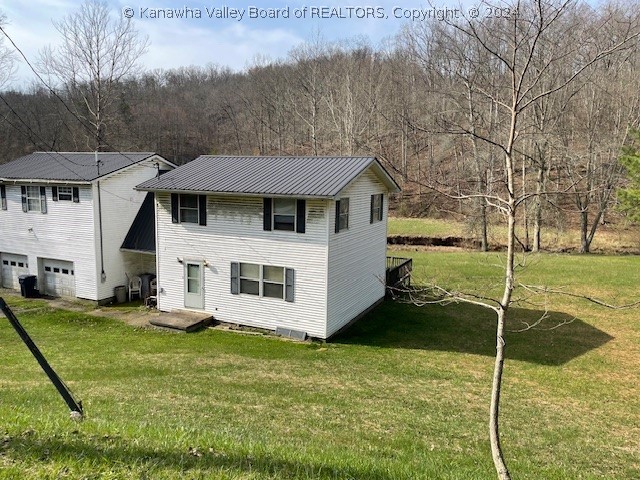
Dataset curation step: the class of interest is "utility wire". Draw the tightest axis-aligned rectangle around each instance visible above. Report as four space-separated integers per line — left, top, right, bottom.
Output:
0 93 153 205
0 25 161 171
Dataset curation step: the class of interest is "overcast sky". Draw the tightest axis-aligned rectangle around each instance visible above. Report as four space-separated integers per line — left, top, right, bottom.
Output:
2 0 494 88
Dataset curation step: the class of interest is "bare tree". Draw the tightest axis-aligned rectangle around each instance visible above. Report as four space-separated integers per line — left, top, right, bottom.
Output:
39 0 148 150
402 1 640 478
0 12 16 89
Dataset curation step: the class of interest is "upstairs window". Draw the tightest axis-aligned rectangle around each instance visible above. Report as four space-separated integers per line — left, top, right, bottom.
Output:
273 198 296 231
1 185 6 210
27 186 41 211
335 198 349 233
263 198 306 233
370 194 383 223
58 187 73 201
21 186 46 213
179 194 199 223
171 193 207 226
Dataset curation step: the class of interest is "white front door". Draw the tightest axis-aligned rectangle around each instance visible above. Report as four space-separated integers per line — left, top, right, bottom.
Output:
1 253 29 289
184 262 204 309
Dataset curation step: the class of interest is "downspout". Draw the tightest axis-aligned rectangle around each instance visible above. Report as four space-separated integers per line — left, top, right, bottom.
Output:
96 151 106 282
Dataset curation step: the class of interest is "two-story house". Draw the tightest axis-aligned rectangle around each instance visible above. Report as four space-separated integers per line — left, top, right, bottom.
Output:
0 152 175 302
137 155 400 339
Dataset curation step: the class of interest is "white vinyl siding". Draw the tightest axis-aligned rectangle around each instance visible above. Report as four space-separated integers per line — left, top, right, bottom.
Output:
327 170 388 337
94 157 173 300
0 185 96 299
155 193 329 338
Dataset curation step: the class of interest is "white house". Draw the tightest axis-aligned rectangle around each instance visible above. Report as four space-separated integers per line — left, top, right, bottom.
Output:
137 155 401 339
0 152 175 302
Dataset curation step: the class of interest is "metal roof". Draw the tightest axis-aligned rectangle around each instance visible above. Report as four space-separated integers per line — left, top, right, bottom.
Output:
121 192 156 253
0 152 160 182
137 156 400 197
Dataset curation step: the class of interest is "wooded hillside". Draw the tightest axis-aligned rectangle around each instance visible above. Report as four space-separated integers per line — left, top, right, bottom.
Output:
1 1 639 252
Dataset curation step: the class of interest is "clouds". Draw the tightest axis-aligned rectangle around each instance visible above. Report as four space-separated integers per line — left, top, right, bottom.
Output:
135 15 304 72
1 0 462 88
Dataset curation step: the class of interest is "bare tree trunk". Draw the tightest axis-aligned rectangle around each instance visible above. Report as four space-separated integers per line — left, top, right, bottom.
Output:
532 166 544 252
579 209 590 253
490 307 510 480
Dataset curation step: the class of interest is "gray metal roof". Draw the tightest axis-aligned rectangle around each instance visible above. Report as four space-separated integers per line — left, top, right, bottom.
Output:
0 152 159 182
121 192 156 253
137 156 400 197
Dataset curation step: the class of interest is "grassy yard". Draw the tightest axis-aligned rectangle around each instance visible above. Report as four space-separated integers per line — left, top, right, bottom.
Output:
388 216 640 253
1 252 639 479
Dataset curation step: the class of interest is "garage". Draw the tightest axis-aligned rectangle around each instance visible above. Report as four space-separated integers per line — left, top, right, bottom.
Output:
1 253 29 289
42 259 75 297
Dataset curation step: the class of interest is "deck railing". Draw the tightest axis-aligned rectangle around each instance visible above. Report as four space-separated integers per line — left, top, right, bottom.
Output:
385 257 412 292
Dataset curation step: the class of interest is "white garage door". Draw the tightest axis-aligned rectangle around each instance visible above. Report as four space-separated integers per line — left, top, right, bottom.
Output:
1 253 29 289
43 259 75 297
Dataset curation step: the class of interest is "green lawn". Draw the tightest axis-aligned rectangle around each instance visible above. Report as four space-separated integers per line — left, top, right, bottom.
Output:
0 252 639 479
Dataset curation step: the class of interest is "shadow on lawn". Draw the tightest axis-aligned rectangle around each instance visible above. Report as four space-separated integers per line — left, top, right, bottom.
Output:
335 300 613 366
4 433 399 480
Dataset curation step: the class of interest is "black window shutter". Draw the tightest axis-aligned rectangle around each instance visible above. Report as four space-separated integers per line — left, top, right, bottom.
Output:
171 193 179 223
285 268 295 302
52 186 58 201
230 262 240 294
335 200 341 233
0 185 6 210
296 199 306 233
21 186 27 212
370 195 375 224
198 195 207 226
263 198 272 231
379 194 384 221
40 186 47 214
72 187 80 203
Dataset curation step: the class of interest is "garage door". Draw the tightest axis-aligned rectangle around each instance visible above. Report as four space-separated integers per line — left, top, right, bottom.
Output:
1 253 29 289
43 259 75 297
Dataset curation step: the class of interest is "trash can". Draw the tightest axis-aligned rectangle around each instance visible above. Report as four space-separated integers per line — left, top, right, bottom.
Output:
114 285 127 304
18 275 38 298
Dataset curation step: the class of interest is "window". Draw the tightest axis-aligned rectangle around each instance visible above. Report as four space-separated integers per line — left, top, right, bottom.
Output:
45 266 51 272
263 265 284 299
2 260 7 265
239 263 260 295
1 185 6 210
273 198 296 231
370 194 383 223
335 198 349 233
58 187 73 201
27 186 41 212
263 198 306 233
52 186 80 203
171 193 207 226
231 262 294 301
21 186 46 213
179 194 199 223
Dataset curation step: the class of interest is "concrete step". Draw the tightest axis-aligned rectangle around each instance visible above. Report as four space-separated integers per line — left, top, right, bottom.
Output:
149 309 214 333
